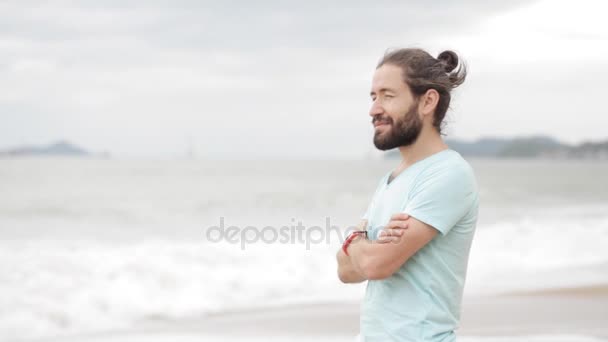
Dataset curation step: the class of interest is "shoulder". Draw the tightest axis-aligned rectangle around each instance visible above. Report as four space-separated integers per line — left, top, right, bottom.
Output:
419 150 475 180
412 151 477 192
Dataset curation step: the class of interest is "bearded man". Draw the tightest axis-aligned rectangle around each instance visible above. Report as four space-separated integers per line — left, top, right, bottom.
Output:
337 48 479 342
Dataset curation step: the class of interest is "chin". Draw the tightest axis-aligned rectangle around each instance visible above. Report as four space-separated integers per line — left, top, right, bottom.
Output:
373 139 394 151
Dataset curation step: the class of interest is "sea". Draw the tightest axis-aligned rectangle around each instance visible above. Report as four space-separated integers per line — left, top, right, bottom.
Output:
1 156 607 340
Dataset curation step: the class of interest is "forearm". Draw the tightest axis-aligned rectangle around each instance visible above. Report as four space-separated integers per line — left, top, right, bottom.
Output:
336 248 367 283
348 238 399 280
347 217 438 280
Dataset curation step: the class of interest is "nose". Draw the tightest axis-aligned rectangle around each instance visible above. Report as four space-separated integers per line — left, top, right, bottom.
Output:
369 99 384 118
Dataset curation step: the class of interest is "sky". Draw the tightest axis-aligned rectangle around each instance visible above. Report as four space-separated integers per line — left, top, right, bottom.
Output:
1 0 607 159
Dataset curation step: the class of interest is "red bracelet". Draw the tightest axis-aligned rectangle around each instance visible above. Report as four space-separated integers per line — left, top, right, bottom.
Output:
342 230 367 256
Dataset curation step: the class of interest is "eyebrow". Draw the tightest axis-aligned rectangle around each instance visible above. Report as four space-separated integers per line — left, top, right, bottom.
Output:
370 88 396 97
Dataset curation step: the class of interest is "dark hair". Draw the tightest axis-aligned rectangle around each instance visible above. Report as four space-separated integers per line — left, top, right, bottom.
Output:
377 48 467 135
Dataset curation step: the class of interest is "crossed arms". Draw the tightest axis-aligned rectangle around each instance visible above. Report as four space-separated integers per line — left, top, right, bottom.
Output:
336 213 438 283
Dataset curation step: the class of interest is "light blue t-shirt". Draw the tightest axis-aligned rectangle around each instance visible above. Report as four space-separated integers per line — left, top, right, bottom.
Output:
360 149 479 342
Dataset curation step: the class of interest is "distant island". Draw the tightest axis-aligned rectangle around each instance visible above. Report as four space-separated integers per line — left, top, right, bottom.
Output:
0 140 109 158
385 135 608 160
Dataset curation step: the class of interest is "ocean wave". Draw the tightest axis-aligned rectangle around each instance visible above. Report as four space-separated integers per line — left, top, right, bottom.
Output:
2 213 608 340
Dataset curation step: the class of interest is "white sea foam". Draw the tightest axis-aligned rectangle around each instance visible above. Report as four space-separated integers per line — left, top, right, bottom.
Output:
0 239 360 340
466 213 608 294
2 213 608 340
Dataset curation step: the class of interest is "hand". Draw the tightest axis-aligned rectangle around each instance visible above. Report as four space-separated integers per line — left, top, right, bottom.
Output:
377 213 410 244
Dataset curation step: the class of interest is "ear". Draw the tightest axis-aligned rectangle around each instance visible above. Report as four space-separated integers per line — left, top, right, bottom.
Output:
418 89 440 117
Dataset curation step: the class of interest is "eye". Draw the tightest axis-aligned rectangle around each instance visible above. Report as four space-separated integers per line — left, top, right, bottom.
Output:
385 94 394 99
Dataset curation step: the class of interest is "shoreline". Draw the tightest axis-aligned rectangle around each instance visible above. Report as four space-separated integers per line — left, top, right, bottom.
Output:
502 284 608 297
34 284 608 341
459 285 608 337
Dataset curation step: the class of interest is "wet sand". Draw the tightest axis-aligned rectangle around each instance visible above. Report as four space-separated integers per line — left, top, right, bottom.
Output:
38 285 608 341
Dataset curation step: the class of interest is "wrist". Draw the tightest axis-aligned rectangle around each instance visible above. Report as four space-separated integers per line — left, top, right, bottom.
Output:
342 230 367 256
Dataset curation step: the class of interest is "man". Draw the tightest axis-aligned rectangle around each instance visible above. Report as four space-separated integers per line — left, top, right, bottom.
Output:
336 48 479 341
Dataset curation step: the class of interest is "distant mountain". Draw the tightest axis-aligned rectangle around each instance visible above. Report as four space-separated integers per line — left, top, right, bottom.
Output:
496 136 565 157
0 140 96 157
385 135 608 160
541 140 608 159
445 137 512 157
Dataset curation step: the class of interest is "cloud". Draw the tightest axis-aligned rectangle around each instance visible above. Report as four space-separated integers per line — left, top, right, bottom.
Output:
2 0 605 158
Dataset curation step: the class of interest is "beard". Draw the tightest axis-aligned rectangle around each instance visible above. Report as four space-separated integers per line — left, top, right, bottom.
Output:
372 102 423 151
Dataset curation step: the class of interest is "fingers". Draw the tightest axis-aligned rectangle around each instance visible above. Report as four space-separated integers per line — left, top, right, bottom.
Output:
386 220 409 229
377 227 405 244
379 228 405 238
377 215 409 244
376 234 400 244
390 213 410 221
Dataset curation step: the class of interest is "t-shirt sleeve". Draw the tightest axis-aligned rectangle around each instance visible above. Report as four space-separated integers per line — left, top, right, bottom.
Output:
403 165 477 235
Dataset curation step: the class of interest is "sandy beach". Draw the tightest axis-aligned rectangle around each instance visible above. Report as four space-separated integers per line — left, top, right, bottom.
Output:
35 284 608 342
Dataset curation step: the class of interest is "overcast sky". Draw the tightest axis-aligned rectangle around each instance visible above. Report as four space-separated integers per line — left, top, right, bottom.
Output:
1 0 607 158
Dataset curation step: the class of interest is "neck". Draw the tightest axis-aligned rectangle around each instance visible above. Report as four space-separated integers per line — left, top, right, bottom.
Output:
397 125 449 168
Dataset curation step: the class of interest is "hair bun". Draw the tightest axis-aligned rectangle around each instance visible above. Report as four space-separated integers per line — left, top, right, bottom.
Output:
437 50 459 73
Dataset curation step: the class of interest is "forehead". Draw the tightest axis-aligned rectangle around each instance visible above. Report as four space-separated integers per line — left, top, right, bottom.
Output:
371 64 408 93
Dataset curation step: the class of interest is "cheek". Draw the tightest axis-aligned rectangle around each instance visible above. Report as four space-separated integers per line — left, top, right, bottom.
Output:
385 100 408 115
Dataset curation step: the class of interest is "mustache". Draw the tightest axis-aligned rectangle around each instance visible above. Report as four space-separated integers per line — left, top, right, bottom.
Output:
372 116 393 125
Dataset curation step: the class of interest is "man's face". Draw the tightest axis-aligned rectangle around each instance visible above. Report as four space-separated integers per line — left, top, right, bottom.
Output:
369 64 423 151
